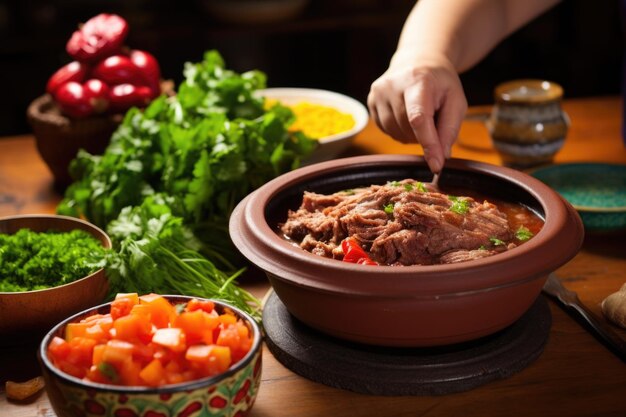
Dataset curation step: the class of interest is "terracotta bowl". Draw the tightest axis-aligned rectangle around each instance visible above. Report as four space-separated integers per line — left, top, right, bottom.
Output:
0 214 111 345
39 296 262 417
229 155 585 347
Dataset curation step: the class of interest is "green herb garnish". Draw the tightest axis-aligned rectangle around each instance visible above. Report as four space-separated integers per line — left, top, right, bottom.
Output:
0 229 107 292
416 182 428 192
384 203 395 215
403 183 414 191
515 226 534 241
98 363 119 382
489 237 505 246
388 181 402 187
448 196 470 215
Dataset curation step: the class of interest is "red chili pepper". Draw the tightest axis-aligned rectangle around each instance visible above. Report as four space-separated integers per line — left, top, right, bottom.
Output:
91 55 149 87
341 238 377 265
129 49 161 98
108 84 152 113
66 14 129 63
46 61 88 95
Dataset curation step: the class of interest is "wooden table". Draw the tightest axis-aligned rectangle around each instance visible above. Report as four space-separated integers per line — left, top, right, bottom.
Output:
1 96 625 416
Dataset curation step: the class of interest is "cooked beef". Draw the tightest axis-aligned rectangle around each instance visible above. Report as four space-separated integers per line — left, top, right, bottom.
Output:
279 179 527 266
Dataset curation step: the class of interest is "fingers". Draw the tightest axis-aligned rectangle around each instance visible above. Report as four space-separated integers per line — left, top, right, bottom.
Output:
436 87 468 158
368 64 467 174
404 82 444 173
368 82 416 143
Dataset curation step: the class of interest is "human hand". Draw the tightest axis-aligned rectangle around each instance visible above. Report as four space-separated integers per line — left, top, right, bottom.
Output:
367 54 467 173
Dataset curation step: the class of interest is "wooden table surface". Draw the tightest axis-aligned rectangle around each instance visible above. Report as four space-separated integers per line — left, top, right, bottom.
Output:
1 96 625 416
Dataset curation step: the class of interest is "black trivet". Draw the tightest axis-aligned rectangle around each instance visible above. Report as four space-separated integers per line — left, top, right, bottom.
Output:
263 291 551 396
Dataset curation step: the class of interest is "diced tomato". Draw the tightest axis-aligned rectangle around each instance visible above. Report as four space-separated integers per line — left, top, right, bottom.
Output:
111 293 139 320
139 359 165 386
47 294 254 388
102 340 134 366
186 299 215 313
48 336 71 361
152 328 186 353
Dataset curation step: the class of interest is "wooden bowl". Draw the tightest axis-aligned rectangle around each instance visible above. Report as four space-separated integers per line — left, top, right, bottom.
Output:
0 214 111 345
229 155 585 346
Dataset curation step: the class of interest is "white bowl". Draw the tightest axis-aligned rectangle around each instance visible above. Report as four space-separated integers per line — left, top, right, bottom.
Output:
257 88 369 164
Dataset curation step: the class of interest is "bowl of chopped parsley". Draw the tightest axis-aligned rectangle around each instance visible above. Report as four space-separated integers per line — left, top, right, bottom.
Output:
0 214 111 344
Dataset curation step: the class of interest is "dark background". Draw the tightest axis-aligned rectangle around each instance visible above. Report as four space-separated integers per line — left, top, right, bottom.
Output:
0 0 622 137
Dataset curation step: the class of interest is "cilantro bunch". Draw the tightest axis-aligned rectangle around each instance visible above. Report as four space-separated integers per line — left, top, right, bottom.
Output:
57 50 317 317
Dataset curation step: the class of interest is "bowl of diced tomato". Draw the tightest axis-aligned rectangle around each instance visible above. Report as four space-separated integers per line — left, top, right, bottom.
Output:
39 293 262 417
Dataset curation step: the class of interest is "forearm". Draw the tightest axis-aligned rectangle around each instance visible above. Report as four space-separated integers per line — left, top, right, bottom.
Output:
392 0 562 72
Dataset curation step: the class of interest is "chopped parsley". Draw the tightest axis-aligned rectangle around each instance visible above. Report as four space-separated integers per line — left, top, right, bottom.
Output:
515 226 534 241
383 203 395 215
98 362 119 382
448 196 470 215
489 237 505 246
404 183 414 191
0 229 107 292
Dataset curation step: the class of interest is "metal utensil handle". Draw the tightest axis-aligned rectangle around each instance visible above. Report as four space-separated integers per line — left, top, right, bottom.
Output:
564 299 626 363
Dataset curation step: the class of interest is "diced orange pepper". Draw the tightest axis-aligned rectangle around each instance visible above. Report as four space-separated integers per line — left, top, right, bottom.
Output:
139 358 165 386
175 310 218 345
119 358 142 386
185 344 231 377
65 322 90 341
114 313 153 344
92 344 106 366
219 313 237 326
139 293 176 328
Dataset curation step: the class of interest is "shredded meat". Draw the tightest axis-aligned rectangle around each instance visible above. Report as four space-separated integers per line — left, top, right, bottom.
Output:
279 179 522 266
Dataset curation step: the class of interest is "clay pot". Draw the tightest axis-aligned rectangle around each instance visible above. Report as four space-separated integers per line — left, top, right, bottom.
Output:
229 155 584 347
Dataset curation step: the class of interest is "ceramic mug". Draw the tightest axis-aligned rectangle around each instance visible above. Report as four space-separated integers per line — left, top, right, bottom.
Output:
487 79 569 168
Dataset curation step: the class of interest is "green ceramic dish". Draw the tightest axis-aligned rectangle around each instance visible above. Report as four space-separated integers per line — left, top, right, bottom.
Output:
531 163 626 232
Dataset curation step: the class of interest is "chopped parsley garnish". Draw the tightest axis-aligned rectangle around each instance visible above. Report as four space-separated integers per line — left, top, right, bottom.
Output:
388 181 402 187
489 237 505 246
515 226 534 241
404 183 414 191
448 196 470 215
416 182 428 192
0 229 107 292
384 203 395 215
98 362 119 382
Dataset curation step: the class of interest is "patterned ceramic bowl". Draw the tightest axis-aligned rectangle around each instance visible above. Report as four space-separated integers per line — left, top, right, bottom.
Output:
531 163 626 233
38 296 262 417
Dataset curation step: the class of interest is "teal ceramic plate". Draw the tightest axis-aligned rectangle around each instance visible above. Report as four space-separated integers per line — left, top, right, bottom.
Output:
531 163 626 232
